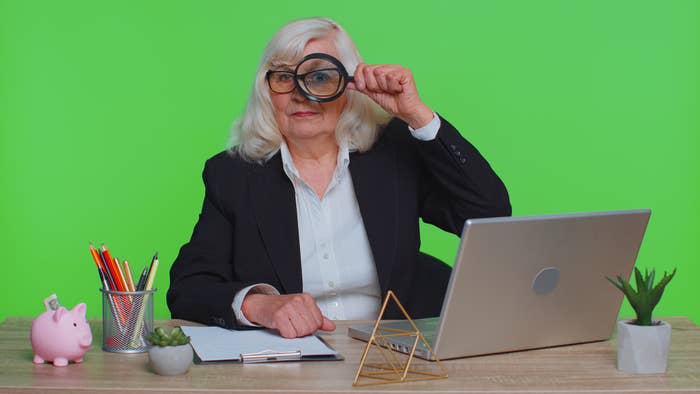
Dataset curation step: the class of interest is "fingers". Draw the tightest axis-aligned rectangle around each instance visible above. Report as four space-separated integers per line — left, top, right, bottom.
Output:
320 316 336 332
351 64 407 94
302 294 324 328
348 62 430 128
274 312 298 339
262 293 329 338
363 65 380 92
272 294 313 338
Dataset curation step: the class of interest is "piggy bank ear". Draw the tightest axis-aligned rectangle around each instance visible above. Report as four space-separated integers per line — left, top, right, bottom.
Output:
53 307 68 322
73 303 87 317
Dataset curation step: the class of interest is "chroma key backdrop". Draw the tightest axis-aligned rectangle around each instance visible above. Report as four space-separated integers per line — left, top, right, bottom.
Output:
1 0 697 323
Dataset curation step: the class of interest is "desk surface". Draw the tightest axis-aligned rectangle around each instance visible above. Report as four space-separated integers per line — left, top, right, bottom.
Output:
1 317 699 393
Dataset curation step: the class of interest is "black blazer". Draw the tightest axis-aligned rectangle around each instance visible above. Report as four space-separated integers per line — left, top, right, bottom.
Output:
167 115 511 328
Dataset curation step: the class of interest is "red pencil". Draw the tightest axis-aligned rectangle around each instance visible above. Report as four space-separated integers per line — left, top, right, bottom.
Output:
90 243 127 327
89 243 115 290
101 244 127 292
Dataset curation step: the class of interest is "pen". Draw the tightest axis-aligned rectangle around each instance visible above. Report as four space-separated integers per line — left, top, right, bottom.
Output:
141 252 158 291
98 269 109 290
123 260 135 292
135 267 148 291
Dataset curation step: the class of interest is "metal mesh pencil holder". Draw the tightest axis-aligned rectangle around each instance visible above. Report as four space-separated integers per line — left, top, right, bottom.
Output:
100 288 156 353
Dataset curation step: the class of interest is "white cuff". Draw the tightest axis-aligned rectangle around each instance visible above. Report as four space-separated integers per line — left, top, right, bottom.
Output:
232 283 280 326
408 112 440 141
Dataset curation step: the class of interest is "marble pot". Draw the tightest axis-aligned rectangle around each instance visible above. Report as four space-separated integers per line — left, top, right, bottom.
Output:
148 343 193 376
616 320 671 374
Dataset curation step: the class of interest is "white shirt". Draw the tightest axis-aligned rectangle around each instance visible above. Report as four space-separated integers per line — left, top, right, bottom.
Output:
232 114 441 325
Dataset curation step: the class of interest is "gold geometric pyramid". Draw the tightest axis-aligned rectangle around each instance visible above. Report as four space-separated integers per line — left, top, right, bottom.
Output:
353 290 448 387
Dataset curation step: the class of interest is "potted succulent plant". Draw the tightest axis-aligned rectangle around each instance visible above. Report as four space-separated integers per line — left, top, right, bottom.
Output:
607 267 676 373
145 327 193 376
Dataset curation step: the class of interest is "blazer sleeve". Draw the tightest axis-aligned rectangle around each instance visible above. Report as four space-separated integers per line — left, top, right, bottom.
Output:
166 157 254 329
413 114 512 235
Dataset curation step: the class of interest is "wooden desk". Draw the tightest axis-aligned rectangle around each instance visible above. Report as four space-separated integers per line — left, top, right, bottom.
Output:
1 317 699 393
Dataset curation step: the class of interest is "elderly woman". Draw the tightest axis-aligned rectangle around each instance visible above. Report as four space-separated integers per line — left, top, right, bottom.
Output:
167 17 510 338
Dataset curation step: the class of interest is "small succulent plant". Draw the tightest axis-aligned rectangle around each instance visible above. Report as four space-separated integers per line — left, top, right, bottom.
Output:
607 267 676 326
145 326 191 347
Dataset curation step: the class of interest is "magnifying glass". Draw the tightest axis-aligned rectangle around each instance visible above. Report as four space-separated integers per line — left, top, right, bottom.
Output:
265 53 354 103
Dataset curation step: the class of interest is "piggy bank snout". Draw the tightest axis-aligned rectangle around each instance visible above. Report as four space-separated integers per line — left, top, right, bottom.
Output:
79 333 92 348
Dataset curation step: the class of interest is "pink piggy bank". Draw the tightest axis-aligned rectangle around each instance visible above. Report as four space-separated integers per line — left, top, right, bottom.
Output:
30 303 92 366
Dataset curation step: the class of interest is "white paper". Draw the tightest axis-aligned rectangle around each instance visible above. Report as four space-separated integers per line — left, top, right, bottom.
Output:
180 326 338 362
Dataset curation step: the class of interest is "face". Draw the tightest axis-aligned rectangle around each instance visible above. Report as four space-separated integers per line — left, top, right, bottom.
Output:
268 35 348 144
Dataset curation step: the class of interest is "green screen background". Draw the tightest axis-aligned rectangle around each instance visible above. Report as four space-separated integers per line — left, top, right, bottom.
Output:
1 1 697 323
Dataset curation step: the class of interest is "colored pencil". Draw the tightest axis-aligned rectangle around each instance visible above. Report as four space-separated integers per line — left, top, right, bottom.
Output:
123 260 135 292
101 244 127 292
90 243 116 291
144 254 159 291
114 256 128 291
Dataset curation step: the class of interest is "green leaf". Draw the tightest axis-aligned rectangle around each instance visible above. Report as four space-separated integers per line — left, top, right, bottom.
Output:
633 267 645 295
606 276 624 293
155 327 169 339
646 269 655 291
146 326 191 346
607 267 676 325
649 268 677 310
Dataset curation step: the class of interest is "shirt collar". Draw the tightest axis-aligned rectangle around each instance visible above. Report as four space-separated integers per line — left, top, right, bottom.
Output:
279 139 351 186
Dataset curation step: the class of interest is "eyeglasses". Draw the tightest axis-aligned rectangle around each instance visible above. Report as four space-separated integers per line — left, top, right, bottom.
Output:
265 53 354 103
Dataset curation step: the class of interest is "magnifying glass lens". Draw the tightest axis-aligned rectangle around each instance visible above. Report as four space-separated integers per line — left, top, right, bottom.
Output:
297 58 344 98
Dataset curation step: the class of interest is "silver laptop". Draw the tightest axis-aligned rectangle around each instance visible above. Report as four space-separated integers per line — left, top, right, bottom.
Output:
348 209 651 360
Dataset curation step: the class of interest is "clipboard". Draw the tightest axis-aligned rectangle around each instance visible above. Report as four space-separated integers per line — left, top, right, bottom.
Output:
181 326 343 364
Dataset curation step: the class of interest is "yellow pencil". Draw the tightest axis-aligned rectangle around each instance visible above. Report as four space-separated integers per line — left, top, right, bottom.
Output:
123 260 135 292
113 257 129 291
145 255 159 290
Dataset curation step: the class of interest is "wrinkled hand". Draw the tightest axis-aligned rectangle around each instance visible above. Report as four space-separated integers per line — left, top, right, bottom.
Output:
348 63 434 129
241 293 336 338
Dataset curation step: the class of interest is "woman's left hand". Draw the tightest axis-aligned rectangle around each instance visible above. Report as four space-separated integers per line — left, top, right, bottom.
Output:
348 63 434 129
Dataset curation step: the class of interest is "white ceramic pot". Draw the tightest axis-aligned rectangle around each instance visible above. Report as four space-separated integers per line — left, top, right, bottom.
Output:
616 320 671 373
148 343 194 376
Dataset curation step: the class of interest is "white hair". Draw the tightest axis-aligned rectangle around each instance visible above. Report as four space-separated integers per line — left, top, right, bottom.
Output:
229 17 390 162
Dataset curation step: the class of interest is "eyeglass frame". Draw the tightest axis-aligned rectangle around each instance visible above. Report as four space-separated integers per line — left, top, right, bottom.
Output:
265 52 355 103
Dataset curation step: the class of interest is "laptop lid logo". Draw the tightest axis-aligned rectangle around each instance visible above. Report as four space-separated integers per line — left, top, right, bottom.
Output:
532 267 560 295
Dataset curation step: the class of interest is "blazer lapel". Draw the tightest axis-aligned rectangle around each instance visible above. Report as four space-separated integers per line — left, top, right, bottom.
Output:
350 142 398 292
249 154 303 294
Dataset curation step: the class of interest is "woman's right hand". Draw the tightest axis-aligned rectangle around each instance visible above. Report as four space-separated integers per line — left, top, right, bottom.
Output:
241 292 336 338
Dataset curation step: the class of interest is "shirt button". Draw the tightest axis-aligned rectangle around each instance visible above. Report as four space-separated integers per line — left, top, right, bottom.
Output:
450 144 457 151
455 151 461 156
460 157 467 164
323 253 329 260
328 281 335 288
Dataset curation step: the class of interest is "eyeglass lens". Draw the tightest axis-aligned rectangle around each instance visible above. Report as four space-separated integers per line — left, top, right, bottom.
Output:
296 58 343 98
268 72 295 93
